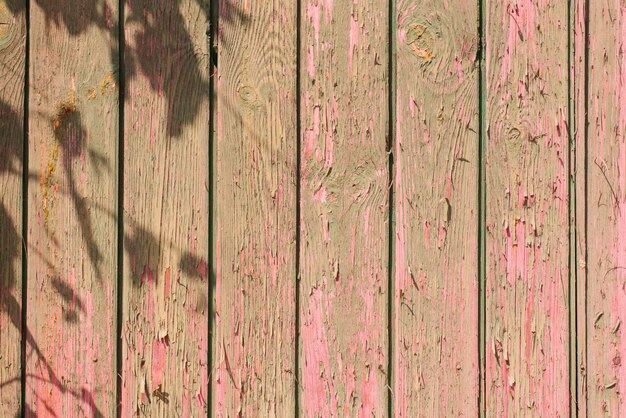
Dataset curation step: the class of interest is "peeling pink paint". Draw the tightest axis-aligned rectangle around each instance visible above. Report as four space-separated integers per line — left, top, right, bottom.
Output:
349 12 359 73
394 94 408 418
302 287 337 417
151 337 168 388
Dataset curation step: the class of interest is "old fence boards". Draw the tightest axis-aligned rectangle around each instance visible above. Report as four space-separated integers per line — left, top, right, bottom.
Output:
213 0 297 415
27 0 119 415
121 0 210 415
0 0 25 414
484 0 571 416
299 0 390 415
571 0 587 414
587 2 626 416
485 0 573 416
394 0 479 415
0 0 625 415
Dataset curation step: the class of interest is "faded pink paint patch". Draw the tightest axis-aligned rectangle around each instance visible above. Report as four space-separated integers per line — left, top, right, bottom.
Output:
307 46 316 78
308 0 322 49
348 12 359 73
394 94 407 417
121 323 133 415
151 337 168 388
164 267 171 298
302 287 337 416
313 184 328 202
323 100 337 170
359 368 376 417
197 260 208 280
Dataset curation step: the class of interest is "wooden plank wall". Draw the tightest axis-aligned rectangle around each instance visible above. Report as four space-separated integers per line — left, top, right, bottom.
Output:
485 0 571 416
394 0 479 415
121 0 210 415
27 0 119 415
572 0 587 414
299 0 389 415
0 0 26 415
214 0 297 416
587 1 626 416
2 0 626 416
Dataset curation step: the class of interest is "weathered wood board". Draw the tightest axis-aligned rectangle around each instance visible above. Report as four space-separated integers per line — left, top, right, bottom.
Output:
26 0 119 415
485 0 571 416
0 0 26 414
586 2 626 416
212 0 298 415
394 0 480 415
299 0 390 415
121 0 210 415
571 0 586 414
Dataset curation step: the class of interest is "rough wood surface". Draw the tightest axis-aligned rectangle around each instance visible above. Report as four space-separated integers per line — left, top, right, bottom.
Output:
121 0 210 415
485 0 570 416
0 0 25 414
212 1 297 415
0 2 617 415
26 0 119 416
571 0 586 414
394 0 479 415
299 0 389 415
586 2 626 415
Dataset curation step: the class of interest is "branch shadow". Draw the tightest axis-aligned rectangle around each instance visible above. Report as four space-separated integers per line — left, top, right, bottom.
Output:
0 101 23 178
48 101 109 285
1 202 105 418
124 0 212 137
1 96 105 415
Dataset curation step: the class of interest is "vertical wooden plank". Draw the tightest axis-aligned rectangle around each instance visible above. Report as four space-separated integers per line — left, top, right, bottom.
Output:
572 0 587 415
586 2 626 415
0 0 25 414
485 0 573 416
213 0 297 415
299 0 389 415
122 0 210 415
26 0 118 415
394 0 479 415
485 0 570 416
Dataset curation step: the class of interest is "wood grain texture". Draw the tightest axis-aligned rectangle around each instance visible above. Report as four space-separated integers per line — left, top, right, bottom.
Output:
299 0 389 415
571 0 586 415
485 0 570 416
586 2 626 415
213 0 297 415
26 0 118 415
121 0 210 415
394 0 479 416
0 0 25 414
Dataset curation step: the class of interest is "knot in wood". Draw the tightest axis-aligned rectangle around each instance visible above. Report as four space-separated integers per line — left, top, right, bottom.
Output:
237 83 258 107
406 23 434 60
506 126 522 142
